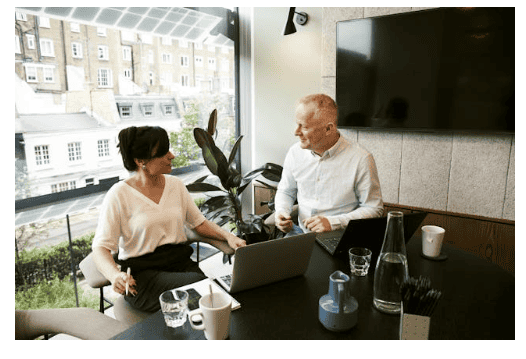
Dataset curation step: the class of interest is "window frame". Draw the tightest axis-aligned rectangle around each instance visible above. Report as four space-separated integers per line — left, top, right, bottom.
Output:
97 139 110 158
72 42 83 58
70 22 80 33
43 66 55 83
97 68 113 88
40 38 55 57
140 103 155 117
181 55 189 67
98 45 109 60
15 7 241 217
122 46 132 61
117 103 133 118
25 65 38 82
34 145 50 166
26 34 35 49
38 16 50 28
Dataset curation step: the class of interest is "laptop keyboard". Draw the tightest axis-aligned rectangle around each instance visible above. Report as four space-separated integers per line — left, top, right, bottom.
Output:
220 274 232 288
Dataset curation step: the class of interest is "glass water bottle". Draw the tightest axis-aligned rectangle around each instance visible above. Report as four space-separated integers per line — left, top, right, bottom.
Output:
373 211 409 314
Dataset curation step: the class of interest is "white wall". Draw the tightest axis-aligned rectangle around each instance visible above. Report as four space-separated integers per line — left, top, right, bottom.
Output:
251 7 322 168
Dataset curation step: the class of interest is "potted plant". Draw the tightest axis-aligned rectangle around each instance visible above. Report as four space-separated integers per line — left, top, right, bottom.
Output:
186 109 283 244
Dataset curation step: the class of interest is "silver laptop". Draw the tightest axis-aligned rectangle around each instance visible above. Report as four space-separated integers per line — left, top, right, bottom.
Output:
208 233 316 293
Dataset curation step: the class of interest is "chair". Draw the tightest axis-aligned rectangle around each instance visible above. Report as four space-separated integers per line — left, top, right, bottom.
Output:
15 307 129 340
79 227 235 327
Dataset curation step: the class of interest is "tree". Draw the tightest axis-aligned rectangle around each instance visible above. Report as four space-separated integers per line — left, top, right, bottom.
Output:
169 103 201 168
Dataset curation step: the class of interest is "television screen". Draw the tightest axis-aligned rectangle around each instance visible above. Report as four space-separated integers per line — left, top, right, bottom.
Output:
336 7 515 133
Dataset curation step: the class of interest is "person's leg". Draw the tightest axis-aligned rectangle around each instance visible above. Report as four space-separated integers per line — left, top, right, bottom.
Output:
124 265 206 312
120 244 207 312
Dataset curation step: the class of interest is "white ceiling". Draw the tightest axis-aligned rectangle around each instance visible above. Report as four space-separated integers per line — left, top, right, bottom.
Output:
15 7 233 46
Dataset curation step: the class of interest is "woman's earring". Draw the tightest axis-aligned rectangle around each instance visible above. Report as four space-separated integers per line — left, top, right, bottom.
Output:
142 164 146 170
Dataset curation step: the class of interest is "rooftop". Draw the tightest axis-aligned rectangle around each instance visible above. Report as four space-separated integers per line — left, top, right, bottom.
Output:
16 112 112 134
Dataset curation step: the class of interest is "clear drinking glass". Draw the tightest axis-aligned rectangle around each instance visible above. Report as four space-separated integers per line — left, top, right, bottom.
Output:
349 247 372 276
373 211 409 314
159 289 189 328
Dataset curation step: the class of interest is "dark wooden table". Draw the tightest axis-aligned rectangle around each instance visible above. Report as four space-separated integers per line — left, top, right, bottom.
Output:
112 234 515 340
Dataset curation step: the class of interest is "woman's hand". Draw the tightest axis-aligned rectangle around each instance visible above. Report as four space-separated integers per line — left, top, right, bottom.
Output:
227 234 246 249
111 270 137 296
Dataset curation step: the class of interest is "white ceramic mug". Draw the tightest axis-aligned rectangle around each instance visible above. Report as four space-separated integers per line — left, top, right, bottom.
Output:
189 292 232 340
422 225 445 257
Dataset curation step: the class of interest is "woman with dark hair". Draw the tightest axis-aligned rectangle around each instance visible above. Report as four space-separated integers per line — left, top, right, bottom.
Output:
92 126 246 312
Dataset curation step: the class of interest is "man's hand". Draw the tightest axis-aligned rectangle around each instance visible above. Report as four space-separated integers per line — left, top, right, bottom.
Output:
303 215 332 233
276 212 294 233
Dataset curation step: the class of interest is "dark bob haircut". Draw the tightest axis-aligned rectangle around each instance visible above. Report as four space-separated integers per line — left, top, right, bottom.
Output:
117 126 170 171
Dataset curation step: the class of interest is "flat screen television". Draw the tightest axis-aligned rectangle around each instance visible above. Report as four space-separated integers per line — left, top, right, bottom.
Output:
336 7 514 133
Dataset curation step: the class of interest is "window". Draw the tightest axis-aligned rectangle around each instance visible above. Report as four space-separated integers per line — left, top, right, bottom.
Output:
121 31 135 42
195 75 204 88
141 104 154 117
15 12 27 21
194 42 203 50
161 72 172 85
97 68 112 87
39 17 50 28
195 56 203 67
149 71 154 85
15 7 238 219
43 67 54 83
208 58 216 70
221 59 230 72
163 105 174 115
181 75 189 87
98 139 110 157
68 142 82 162
40 39 55 57
118 104 132 117
162 53 172 64
52 181 76 193
70 22 80 32
162 36 172 46
141 34 152 44
148 50 154 64
122 46 132 61
26 35 35 49
72 42 83 58
25 65 37 82
181 55 189 67
98 45 109 60
35 145 50 166
86 178 94 186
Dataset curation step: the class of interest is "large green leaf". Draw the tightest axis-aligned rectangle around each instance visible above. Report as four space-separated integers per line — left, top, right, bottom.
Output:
193 128 214 149
200 195 232 215
260 163 283 182
186 182 225 193
194 175 209 183
207 109 217 138
228 136 243 166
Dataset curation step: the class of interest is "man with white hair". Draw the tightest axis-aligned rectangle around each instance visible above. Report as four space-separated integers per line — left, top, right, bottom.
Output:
275 93 384 235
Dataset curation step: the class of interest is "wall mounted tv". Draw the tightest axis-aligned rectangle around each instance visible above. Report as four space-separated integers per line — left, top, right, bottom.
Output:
336 7 514 133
